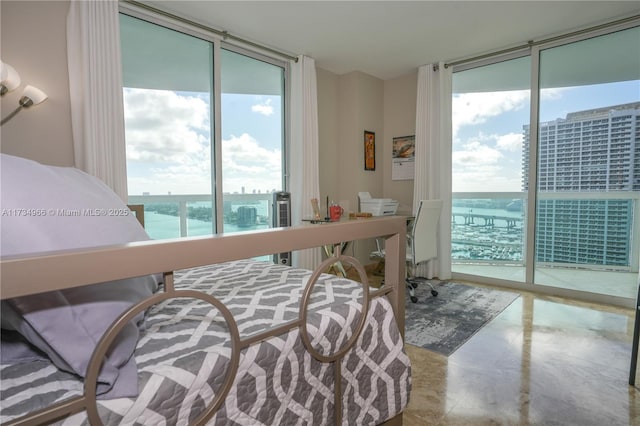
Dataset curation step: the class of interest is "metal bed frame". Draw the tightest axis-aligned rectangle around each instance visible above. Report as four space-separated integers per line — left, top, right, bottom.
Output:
1 216 408 426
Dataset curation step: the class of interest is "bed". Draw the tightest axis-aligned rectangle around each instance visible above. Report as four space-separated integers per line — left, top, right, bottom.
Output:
0 154 410 425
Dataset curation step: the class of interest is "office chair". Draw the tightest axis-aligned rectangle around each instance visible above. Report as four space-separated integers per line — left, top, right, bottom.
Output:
406 199 443 303
368 199 443 303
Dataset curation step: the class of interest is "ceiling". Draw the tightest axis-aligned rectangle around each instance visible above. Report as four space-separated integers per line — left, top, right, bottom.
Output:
139 1 640 80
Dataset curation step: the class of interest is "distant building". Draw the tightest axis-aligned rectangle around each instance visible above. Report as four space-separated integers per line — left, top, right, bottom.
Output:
237 206 257 227
522 102 639 267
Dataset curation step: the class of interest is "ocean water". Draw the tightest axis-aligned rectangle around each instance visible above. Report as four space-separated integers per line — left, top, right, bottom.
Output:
144 211 269 240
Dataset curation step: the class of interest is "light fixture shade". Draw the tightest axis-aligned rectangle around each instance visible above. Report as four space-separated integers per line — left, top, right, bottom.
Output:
0 62 21 92
22 85 48 105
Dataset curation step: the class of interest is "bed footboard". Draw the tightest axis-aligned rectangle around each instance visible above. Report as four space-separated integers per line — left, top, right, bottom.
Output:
1 217 408 425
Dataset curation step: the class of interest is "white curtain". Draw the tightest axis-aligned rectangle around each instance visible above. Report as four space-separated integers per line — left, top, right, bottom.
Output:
67 0 128 201
290 55 322 270
413 62 453 279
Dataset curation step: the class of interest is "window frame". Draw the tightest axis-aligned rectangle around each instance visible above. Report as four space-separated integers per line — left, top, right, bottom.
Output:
119 3 290 236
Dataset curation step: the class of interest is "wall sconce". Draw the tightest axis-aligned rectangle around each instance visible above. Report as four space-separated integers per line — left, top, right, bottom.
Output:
0 61 21 95
1 61 48 126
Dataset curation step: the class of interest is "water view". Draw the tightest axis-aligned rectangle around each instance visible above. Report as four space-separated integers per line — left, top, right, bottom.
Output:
142 199 271 240
452 200 524 263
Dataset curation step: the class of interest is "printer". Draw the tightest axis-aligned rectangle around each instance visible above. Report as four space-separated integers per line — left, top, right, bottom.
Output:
358 192 399 216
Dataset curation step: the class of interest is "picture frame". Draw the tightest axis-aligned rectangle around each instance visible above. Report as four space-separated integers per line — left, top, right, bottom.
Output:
392 135 415 180
364 130 375 171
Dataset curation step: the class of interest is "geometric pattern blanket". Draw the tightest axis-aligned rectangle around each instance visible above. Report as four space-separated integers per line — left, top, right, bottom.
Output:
1 259 411 425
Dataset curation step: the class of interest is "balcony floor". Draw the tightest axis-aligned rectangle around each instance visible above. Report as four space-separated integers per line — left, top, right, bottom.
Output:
453 263 638 300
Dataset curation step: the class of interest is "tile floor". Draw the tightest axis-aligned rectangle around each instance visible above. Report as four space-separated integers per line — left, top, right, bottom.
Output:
401 284 640 425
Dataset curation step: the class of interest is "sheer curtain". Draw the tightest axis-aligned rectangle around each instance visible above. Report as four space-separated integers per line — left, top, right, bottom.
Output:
67 0 128 201
290 55 322 270
413 63 453 279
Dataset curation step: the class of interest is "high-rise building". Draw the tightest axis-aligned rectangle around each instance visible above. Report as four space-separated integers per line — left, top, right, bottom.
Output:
522 102 639 267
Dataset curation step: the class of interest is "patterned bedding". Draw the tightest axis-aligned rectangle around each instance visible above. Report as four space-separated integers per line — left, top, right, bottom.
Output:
1 259 411 425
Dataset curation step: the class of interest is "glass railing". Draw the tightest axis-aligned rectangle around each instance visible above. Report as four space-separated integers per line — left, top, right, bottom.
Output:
452 191 639 272
452 192 527 266
128 193 275 240
452 191 639 299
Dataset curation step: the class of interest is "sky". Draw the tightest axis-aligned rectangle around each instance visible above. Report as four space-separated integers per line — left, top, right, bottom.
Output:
452 79 640 192
123 78 639 197
124 89 283 196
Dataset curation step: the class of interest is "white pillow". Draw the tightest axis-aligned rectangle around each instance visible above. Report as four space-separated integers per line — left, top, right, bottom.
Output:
0 153 149 256
0 153 159 399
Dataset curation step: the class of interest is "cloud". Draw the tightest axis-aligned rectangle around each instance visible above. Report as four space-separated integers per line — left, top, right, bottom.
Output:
123 88 210 164
451 90 532 192
452 135 523 192
222 133 282 193
124 89 283 196
496 132 523 152
452 90 529 139
453 137 503 167
251 98 274 116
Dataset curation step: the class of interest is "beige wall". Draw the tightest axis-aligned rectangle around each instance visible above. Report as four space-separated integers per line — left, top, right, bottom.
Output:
1 0 74 166
383 72 417 213
317 68 418 264
316 68 340 213
317 69 417 211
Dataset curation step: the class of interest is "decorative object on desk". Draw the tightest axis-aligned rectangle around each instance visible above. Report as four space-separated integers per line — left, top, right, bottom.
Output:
392 135 415 181
364 130 375 171
404 280 519 356
349 212 373 219
310 198 321 219
329 201 344 221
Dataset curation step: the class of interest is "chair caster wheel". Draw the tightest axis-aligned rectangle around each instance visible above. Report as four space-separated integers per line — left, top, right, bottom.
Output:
431 290 438 297
411 282 418 289
410 296 418 303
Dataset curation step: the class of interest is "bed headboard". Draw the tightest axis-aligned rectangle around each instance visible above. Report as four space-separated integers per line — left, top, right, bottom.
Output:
126 204 145 228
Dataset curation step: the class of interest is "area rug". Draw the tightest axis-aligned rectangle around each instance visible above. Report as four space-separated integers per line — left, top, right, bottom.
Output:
404 280 519 356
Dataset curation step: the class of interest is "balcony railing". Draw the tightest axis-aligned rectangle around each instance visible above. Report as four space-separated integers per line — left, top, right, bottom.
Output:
130 191 639 275
452 191 639 273
128 193 275 239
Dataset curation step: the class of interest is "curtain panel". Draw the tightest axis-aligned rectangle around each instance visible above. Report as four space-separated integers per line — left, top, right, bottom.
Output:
290 55 322 270
413 63 453 279
67 0 128 201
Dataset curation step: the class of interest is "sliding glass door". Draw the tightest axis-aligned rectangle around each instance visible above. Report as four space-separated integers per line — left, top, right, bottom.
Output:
119 13 288 240
451 55 531 283
452 23 640 302
220 48 286 233
120 13 215 239
533 26 640 298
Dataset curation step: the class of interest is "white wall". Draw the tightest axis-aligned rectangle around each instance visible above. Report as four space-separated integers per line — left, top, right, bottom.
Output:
1 0 74 166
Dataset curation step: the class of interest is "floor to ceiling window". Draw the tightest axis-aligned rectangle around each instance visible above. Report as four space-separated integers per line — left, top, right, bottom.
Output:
451 21 639 303
220 48 285 233
119 12 288 240
533 26 640 298
451 55 531 283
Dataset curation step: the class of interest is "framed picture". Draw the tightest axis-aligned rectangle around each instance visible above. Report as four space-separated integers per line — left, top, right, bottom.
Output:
392 135 415 180
364 130 375 171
